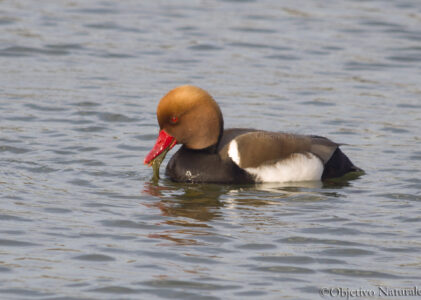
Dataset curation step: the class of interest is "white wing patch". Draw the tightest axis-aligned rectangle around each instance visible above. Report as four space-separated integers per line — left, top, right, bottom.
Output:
245 153 323 183
228 140 241 166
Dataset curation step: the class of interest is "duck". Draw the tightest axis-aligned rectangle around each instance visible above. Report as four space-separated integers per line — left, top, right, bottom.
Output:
144 85 361 184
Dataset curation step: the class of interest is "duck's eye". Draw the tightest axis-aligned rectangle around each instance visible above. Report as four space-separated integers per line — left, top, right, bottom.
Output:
170 116 178 124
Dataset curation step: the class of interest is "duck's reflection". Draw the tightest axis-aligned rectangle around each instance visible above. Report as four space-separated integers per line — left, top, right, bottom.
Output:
141 176 361 246
142 180 227 246
142 177 359 221
142 180 226 222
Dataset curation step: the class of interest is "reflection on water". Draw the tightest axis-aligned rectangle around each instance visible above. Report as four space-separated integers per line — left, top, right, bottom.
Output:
143 181 225 222
142 172 362 226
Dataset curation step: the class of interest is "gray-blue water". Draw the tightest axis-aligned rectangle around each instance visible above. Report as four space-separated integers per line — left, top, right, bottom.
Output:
1 0 421 299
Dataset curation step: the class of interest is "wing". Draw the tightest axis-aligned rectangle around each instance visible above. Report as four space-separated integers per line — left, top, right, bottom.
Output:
220 131 338 168
308 135 340 164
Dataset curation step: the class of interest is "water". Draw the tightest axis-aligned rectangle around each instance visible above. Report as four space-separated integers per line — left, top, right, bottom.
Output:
1 0 421 299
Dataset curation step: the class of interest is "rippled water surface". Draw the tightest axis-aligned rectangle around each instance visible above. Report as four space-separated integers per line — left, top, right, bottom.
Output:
1 0 421 299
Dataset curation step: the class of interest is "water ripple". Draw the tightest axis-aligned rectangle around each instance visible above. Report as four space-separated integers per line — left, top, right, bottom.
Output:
97 112 137 122
142 279 239 291
322 268 399 279
319 248 374 257
0 145 30 154
255 265 315 274
73 254 115 262
0 239 38 247
0 46 70 57
101 219 157 229
90 286 139 294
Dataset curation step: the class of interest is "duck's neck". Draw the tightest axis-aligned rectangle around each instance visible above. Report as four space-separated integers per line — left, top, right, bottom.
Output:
183 119 224 154
215 118 224 150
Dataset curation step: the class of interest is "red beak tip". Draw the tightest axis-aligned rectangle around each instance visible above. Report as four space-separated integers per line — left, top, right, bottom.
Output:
144 130 176 167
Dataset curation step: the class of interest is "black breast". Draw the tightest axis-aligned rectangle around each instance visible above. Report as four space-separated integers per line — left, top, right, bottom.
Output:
165 146 253 184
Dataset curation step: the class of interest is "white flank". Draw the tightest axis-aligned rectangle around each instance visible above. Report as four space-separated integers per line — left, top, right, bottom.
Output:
245 153 323 183
228 140 241 165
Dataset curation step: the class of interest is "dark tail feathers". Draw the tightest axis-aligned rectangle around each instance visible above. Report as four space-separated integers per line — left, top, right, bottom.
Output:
322 147 362 180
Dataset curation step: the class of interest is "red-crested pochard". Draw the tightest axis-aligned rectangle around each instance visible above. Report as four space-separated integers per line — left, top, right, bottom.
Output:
144 85 361 183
